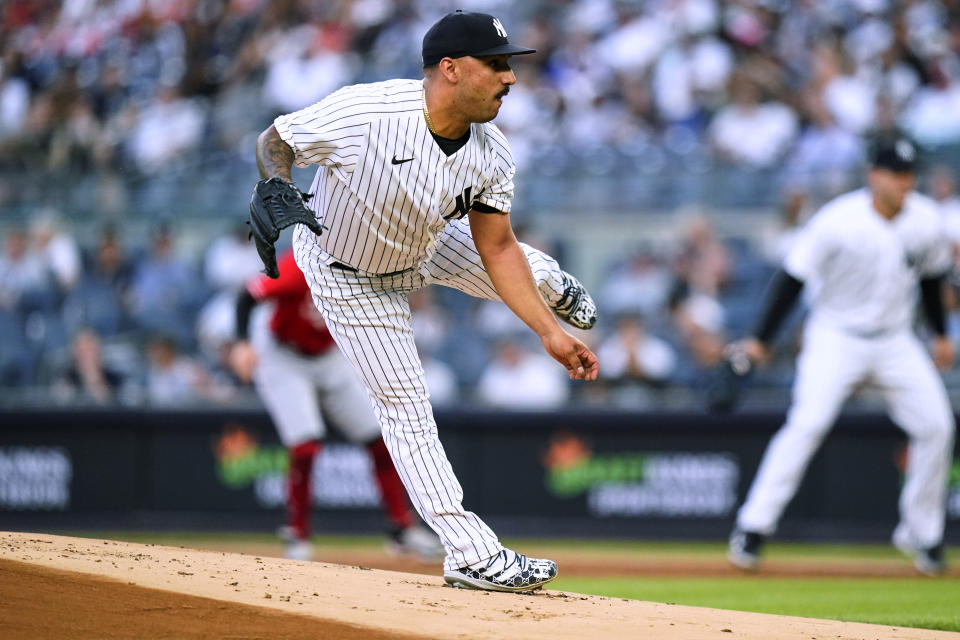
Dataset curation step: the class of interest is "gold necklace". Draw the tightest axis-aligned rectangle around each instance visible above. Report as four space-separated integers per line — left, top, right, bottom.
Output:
422 91 438 135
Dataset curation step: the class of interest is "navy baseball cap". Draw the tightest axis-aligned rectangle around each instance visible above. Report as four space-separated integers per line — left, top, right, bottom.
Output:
870 134 919 173
422 10 536 67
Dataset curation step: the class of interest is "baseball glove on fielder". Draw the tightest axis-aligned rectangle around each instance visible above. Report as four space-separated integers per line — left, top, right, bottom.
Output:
248 177 324 278
704 344 754 414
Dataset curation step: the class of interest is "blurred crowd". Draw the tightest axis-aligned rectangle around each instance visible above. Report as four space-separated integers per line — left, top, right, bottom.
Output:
4 0 960 408
3 0 960 202
3 185 960 409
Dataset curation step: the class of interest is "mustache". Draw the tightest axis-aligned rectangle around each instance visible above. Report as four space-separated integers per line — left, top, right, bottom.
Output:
496 88 510 99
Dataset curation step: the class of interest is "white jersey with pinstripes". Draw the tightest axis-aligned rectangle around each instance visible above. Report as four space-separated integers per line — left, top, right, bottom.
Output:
273 78 515 275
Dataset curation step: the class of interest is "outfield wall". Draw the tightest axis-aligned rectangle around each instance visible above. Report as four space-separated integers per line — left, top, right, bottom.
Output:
1 408 958 543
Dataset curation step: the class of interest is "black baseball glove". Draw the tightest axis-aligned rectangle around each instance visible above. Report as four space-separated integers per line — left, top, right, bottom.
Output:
704 344 754 414
248 177 324 278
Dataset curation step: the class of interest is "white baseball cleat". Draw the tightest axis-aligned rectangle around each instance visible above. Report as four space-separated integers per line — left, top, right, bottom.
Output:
552 271 597 330
443 548 557 593
277 525 315 561
283 538 315 561
386 524 445 563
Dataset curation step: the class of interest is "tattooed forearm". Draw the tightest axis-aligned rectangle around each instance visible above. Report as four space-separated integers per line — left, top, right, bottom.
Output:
256 125 295 180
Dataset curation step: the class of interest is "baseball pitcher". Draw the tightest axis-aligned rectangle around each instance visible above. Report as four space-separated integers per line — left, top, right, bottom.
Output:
247 11 600 592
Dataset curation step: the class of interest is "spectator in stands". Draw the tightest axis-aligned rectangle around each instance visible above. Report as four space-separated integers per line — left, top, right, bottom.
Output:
130 223 199 349
675 214 732 295
816 44 876 135
0 227 36 387
53 327 128 405
595 312 677 407
875 40 923 113
144 333 232 406
0 50 30 142
599 246 673 318
929 164 960 245
47 96 104 171
65 226 134 337
261 24 355 115
203 223 267 293
708 73 799 168
476 335 570 410
128 85 205 173
418 346 459 408
666 215 732 374
0 227 45 312
29 209 81 295
1 218 70 358
784 91 864 203
667 279 727 372
593 3 669 76
900 57 960 146
493 73 558 171
652 31 734 128
0 315 30 387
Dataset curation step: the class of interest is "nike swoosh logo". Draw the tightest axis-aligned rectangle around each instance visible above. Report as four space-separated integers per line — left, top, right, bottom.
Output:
391 156 414 165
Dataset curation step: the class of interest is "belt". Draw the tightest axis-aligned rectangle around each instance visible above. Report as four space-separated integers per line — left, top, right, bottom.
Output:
329 261 408 277
847 326 899 339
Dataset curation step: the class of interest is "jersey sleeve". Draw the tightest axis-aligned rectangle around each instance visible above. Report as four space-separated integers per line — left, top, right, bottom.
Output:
782 212 832 282
474 125 515 214
246 251 309 301
273 88 367 169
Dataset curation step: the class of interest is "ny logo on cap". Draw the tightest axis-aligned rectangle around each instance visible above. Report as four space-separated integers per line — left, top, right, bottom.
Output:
492 17 507 38
895 139 915 162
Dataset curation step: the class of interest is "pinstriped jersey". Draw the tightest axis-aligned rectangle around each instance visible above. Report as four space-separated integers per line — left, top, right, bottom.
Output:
274 78 516 275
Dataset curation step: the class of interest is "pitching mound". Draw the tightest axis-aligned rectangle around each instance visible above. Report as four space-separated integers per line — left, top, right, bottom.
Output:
0 532 953 640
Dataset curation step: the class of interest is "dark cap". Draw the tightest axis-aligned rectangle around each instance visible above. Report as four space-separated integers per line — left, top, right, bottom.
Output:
870 134 919 173
422 10 536 67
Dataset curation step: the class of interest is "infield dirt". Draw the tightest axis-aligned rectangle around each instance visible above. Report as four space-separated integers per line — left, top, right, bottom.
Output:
1 532 958 640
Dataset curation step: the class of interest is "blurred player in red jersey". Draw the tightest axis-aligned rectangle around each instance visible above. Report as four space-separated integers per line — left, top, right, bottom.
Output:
229 249 443 562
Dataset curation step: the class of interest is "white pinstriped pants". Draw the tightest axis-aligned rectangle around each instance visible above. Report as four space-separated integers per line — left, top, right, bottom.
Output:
293 220 569 570
737 321 955 548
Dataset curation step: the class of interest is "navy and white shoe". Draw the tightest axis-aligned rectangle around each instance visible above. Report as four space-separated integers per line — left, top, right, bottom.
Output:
894 529 947 576
444 549 557 593
727 528 765 571
910 544 947 576
552 272 597 330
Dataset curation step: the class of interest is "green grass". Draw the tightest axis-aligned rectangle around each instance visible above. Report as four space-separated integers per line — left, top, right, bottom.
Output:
534 539 960 632
512 537 915 560
524 538 960 632
551 576 960 632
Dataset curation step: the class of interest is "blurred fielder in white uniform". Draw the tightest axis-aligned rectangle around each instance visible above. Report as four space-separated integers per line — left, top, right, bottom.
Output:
252 11 599 592
727 133 956 575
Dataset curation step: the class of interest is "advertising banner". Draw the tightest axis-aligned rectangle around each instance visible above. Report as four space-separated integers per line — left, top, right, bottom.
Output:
0 409 956 541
